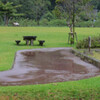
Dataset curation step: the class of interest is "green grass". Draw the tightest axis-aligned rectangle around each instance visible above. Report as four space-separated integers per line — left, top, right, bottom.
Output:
0 77 100 100
91 51 100 60
0 27 100 100
0 27 100 71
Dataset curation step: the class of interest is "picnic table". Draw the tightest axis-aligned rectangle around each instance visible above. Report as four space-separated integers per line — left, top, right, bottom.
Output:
23 36 37 46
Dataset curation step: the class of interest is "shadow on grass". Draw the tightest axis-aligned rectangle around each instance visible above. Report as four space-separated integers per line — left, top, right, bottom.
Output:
14 43 46 47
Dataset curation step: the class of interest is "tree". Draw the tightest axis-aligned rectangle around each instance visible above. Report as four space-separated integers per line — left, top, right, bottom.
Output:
14 0 35 19
49 0 56 10
55 0 92 44
91 0 100 11
32 0 51 25
1 0 54 19
0 1 22 25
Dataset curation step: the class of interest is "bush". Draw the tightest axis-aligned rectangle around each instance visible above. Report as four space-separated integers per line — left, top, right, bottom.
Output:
8 18 37 26
42 12 55 21
76 21 92 27
76 35 100 49
40 19 49 26
0 16 4 26
1 13 100 27
8 18 67 27
94 19 100 27
48 19 66 26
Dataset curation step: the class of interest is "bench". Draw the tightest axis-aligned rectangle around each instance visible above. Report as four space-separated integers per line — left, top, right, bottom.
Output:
15 40 21 45
38 40 45 46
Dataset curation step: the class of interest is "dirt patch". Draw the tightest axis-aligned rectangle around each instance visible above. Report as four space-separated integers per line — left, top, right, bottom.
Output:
0 48 100 86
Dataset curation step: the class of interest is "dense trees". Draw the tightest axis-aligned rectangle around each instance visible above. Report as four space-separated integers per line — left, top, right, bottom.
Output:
1 0 51 19
32 0 51 25
0 0 100 26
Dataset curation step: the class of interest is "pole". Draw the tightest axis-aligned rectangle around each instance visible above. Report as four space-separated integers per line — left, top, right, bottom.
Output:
88 36 91 52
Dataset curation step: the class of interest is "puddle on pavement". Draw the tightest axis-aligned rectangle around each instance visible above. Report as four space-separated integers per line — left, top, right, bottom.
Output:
0 48 100 86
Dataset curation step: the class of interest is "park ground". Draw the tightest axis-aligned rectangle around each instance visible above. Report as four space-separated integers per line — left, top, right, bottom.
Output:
0 27 100 100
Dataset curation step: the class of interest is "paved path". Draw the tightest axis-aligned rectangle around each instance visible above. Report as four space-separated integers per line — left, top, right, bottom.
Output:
0 48 100 86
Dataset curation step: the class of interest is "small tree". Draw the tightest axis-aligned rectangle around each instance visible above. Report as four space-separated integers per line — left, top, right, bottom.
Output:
0 1 22 26
55 0 91 44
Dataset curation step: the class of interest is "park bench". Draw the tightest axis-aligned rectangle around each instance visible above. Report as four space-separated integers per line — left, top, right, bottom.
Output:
15 40 21 45
23 36 37 46
38 40 45 46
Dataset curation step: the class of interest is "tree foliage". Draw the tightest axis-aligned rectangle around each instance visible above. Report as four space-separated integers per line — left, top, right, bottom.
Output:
55 0 91 33
55 0 92 44
32 0 51 25
0 1 22 25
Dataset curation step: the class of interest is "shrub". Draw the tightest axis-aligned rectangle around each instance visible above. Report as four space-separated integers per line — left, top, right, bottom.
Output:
76 35 100 49
94 19 100 27
76 21 92 27
8 18 37 26
40 19 49 26
8 18 67 27
42 12 55 21
0 16 4 26
48 19 66 26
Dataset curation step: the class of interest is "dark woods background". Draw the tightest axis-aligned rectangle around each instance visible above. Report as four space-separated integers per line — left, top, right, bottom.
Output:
0 0 100 27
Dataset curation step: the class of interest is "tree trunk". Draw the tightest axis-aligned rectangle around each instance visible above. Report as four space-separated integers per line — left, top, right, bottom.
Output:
6 16 8 26
72 0 75 33
4 14 8 26
4 15 6 26
71 0 76 44
37 20 40 26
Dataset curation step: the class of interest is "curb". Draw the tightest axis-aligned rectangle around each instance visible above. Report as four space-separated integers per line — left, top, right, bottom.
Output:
71 49 100 68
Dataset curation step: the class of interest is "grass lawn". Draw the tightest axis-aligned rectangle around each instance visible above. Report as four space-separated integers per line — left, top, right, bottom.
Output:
91 51 100 60
0 27 100 100
0 77 100 100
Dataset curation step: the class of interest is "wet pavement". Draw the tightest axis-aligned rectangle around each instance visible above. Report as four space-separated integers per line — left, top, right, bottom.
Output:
0 48 100 86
